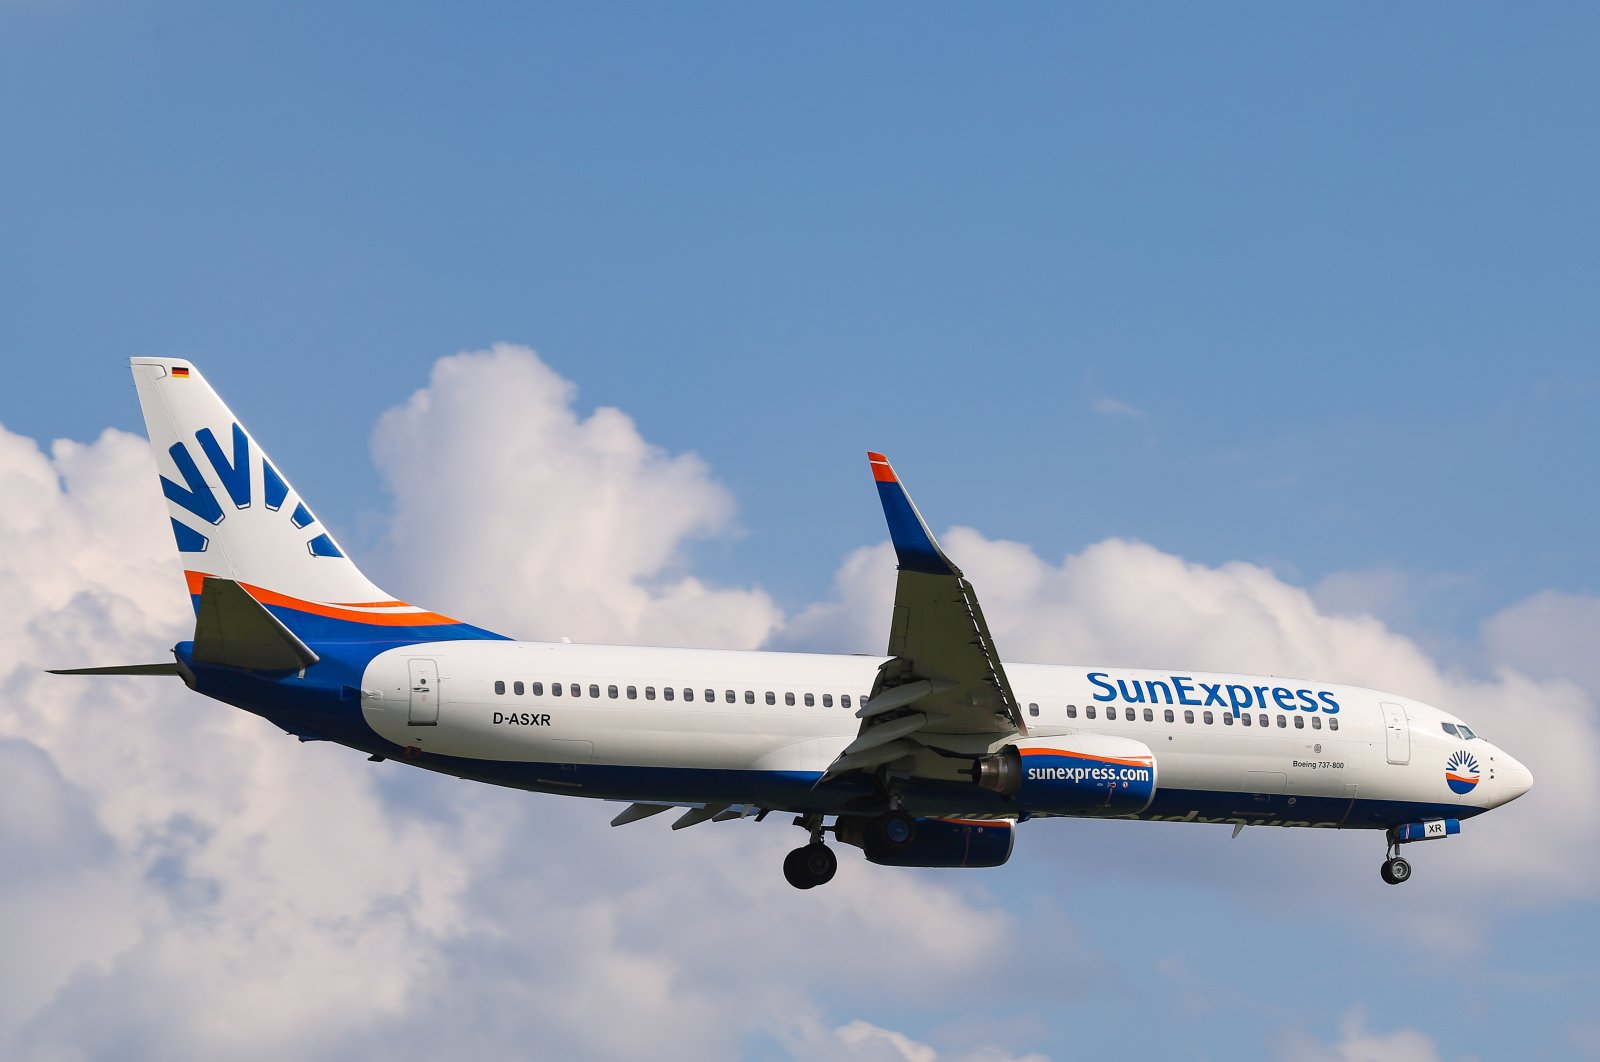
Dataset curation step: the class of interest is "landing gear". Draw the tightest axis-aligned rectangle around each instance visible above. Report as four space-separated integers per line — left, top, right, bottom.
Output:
783 843 838 889
1380 855 1411 885
1379 836 1413 885
783 812 839 890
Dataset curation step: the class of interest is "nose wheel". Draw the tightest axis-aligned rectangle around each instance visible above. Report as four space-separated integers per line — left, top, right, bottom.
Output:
1379 838 1412 885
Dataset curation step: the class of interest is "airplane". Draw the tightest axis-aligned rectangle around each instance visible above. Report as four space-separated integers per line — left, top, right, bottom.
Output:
51 359 1533 889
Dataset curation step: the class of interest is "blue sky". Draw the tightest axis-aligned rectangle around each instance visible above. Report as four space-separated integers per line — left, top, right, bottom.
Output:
3 5 1599 1060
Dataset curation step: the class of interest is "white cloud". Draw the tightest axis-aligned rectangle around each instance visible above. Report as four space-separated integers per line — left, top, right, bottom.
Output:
1275 1010 1444 1062
0 377 1021 1060
6 348 1600 1058
368 344 782 650
1091 395 1146 420
783 532 1600 907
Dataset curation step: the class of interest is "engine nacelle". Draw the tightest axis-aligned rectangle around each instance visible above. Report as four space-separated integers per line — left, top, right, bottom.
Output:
837 816 1015 868
974 734 1157 816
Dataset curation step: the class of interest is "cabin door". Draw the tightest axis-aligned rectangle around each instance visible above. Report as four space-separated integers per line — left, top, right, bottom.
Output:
1381 701 1410 765
408 658 439 726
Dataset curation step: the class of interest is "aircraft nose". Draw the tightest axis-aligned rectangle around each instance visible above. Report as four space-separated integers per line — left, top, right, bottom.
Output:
1498 752 1533 805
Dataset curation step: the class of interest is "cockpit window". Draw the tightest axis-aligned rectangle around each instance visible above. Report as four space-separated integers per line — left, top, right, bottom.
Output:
1441 723 1460 738
1458 724 1476 740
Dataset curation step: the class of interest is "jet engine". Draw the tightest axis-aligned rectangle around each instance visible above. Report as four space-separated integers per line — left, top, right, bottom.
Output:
972 734 1157 816
836 815 1015 868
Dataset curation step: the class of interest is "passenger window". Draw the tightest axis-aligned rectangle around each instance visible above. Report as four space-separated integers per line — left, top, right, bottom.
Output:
706 690 715 703
1276 715 1286 728
1222 712 1234 725
823 694 833 707
664 687 675 701
1164 709 1175 723
1312 716 1321 730
552 683 563 697
1066 705 1077 718
786 692 796 706
1028 702 1039 717
745 691 755 704
509 681 520 695
627 686 637 699
1203 711 1213 725
1086 706 1096 719
1183 710 1195 724
494 680 505 695
531 682 544 696
684 688 694 702
1143 708 1154 722
1107 706 1118 720
1329 718 1340 731
1294 715 1304 729
608 685 618 699
1258 714 1269 727
765 691 775 705
1242 714 1252 727
725 690 735 703
804 693 815 707
589 684 600 699
645 687 656 701
842 695 852 709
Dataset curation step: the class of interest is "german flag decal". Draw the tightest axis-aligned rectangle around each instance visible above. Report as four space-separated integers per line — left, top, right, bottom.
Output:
171 366 190 378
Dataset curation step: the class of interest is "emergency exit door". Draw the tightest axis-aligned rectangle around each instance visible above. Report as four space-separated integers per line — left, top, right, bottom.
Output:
408 659 439 726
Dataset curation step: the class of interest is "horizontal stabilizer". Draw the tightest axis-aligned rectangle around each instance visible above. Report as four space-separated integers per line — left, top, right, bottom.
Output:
193 577 320 671
47 663 180 677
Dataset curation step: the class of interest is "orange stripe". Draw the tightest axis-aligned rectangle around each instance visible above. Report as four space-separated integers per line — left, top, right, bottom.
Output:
1018 746 1154 769
1446 773 1477 783
183 571 459 627
870 457 897 483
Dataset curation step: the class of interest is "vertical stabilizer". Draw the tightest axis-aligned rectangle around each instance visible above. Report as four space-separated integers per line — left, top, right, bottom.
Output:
131 358 500 644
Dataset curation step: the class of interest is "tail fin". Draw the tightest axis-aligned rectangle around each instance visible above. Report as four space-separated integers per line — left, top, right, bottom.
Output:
132 358 500 646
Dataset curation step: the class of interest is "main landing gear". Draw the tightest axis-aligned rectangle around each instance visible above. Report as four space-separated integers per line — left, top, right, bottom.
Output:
783 813 837 890
782 810 919 889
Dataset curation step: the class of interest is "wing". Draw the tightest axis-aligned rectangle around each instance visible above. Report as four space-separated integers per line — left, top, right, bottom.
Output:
824 453 1026 779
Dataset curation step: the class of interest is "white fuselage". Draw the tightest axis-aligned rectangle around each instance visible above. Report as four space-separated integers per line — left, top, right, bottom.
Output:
357 640 1531 826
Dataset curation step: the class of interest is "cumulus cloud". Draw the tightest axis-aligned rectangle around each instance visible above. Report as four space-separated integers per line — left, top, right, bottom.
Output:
783 532 1600 908
368 344 782 650
7 347 1600 1059
0 372 1021 1061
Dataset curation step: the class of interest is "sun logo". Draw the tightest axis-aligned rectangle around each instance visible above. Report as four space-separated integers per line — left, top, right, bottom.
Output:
1445 749 1480 795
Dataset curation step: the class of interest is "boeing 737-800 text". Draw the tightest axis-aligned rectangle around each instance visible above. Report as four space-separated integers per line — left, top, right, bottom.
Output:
51 360 1532 888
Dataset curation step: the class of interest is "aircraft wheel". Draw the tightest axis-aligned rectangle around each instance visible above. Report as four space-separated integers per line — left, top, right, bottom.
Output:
784 844 837 889
874 811 917 851
783 846 814 889
802 843 837 886
1380 856 1411 885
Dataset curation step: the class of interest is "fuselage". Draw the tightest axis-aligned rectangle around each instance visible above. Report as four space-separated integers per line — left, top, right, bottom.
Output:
271 639 1537 832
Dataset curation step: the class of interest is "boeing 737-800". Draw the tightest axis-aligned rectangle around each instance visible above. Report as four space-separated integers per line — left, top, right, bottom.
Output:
52 360 1533 889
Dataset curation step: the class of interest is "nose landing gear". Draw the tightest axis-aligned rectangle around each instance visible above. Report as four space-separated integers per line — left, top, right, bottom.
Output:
1380 853 1412 885
1380 835 1412 885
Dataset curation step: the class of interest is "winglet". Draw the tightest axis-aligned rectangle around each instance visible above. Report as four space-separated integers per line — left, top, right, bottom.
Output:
867 452 960 576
